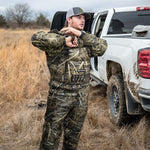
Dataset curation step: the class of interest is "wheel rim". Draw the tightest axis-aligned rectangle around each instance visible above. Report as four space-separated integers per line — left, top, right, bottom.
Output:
110 86 119 117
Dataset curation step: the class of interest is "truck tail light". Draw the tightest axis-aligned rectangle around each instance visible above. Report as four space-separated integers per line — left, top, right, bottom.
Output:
137 7 150 11
138 49 150 78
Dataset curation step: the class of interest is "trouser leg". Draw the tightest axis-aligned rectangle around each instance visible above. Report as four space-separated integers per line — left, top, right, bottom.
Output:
39 91 69 150
62 86 89 150
39 121 62 150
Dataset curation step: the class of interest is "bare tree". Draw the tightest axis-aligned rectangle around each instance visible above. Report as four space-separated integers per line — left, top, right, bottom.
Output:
6 3 32 27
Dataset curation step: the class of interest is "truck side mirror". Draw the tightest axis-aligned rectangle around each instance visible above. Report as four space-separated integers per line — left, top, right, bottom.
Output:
131 25 149 37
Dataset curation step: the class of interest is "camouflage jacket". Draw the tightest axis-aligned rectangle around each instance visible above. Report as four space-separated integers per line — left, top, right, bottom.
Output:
31 30 107 90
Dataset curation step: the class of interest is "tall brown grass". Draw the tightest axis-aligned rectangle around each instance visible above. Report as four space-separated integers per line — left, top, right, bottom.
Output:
0 29 150 150
0 29 49 103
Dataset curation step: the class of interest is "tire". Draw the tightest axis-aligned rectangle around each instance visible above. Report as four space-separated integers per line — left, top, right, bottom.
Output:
107 75 129 126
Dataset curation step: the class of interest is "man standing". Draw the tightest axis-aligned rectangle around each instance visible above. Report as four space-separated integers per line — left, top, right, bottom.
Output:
31 7 107 150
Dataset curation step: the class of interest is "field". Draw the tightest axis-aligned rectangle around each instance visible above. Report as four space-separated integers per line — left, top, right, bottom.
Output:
0 29 150 150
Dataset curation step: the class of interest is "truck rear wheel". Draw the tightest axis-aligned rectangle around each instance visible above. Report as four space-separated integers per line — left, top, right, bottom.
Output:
107 75 128 126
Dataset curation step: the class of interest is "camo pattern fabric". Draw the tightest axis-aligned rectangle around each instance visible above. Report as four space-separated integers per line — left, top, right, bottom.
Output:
32 30 107 90
39 86 89 150
31 31 65 57
31 30 107 150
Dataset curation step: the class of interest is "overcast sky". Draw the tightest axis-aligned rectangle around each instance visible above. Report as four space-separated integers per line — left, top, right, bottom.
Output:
0 0 149 20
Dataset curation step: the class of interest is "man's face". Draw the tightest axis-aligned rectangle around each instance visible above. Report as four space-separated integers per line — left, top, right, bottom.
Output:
68 15 85 30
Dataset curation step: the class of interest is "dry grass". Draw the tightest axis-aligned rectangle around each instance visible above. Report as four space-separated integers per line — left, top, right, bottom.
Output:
0 28 50 103
0 29 150 150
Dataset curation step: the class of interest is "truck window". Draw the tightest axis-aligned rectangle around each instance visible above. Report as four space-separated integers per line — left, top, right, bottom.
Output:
95 15 107 37
108 10 150 34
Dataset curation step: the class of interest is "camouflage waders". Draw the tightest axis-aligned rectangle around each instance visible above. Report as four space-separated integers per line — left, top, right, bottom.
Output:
31 30 107 150
40 86 89 150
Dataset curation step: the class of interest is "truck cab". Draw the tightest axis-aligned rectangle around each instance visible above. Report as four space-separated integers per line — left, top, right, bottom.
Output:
90 6 150 125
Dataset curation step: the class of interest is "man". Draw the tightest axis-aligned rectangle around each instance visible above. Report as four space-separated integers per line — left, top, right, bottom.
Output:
31 7 107 150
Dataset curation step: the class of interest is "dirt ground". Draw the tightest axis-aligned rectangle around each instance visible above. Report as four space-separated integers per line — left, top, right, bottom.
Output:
0 85 150 150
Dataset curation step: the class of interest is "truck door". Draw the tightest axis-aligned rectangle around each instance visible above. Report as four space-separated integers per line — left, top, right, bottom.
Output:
50 11 94 32
90 13 108 80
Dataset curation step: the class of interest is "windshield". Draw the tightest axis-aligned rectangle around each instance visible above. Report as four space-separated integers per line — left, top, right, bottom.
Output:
107 10 150 34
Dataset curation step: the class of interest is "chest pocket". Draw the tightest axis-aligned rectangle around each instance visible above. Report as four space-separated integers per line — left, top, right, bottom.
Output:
66 61 86 83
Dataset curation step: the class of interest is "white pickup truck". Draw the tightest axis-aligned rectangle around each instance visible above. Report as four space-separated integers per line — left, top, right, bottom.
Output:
90 6 150 125
51 6 150 126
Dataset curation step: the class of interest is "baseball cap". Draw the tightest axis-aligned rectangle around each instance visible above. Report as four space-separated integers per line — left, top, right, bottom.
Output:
66 7 91 20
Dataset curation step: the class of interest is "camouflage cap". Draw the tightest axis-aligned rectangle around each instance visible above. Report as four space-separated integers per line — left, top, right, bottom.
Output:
66 7 90 20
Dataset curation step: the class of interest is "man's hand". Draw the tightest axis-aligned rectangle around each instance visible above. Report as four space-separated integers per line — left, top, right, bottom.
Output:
65 36 78 47
61 27 81 37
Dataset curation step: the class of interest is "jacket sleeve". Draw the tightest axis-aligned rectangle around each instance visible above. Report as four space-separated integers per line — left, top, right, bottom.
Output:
81 32 107 57
31 31 66 57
